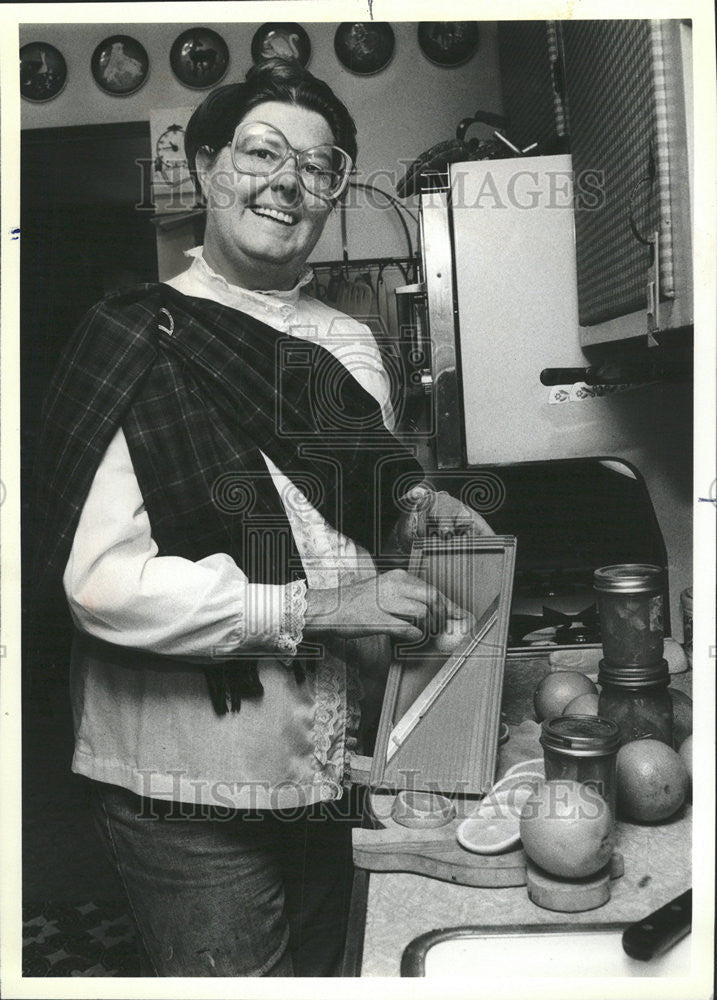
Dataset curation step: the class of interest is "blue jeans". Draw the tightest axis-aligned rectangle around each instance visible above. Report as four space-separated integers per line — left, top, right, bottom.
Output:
90 780 362 976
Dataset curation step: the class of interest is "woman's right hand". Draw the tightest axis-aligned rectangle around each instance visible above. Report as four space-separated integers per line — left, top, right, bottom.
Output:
303 569 468 643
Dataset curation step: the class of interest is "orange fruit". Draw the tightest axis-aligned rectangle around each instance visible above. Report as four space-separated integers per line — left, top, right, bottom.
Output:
519 779 615 878
458 787 534 855
670 689 693 747
678 734 693 781
616 739 689 822
533 672 598 721
563 692 600 716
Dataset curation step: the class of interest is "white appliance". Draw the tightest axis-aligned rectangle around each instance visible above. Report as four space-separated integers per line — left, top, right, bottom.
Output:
396 155 692 636
403 155 680 470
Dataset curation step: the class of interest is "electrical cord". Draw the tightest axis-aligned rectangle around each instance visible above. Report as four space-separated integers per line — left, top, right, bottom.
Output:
348 180 418 264
348 182 419 226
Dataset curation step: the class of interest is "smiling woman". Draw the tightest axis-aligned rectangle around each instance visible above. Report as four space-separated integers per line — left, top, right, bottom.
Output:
184 59 357 290
33 56 492 980
195 101 341 289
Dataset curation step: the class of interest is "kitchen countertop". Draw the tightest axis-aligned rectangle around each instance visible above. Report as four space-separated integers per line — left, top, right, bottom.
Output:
355 655 693 977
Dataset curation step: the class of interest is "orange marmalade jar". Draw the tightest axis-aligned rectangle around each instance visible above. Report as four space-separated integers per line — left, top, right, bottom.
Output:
594 564 665 666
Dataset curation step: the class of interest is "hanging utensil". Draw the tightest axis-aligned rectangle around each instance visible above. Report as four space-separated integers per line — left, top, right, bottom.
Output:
326 264 344 304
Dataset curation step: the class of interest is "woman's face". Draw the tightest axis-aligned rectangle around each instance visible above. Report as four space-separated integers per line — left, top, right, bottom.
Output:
197 101 336 290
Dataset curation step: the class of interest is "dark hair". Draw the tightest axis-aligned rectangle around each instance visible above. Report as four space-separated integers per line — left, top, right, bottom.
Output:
185 58 357 193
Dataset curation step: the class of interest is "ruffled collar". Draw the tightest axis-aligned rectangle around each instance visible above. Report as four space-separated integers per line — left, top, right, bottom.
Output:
184 246 313 309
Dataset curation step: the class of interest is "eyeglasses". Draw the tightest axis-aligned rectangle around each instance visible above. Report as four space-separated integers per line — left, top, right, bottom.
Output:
229 121 353 201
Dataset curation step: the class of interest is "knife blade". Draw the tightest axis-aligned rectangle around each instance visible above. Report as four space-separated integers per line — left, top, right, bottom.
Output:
386 595 500 761
622 888 691 960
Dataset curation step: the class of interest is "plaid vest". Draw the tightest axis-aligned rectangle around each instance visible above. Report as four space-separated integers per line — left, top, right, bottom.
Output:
34 283 423 713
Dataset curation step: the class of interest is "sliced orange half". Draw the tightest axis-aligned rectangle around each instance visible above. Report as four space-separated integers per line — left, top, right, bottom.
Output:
457 787 533 855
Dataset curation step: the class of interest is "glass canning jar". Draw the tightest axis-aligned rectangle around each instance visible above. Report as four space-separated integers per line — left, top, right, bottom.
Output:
597 659 673 747
539 715 621 818
594 564 665 666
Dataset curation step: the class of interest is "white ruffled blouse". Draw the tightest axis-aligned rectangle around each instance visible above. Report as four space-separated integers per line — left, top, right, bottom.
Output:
64 248 395 809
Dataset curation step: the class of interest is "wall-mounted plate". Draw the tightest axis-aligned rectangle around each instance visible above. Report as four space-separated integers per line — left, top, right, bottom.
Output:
334 22 395 75
20 42 68 102
251 23 311 67
170 27 229 89
91 35 149 96
418 22 480 67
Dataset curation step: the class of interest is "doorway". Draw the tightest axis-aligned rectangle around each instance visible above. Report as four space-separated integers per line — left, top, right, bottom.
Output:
21 121 157 974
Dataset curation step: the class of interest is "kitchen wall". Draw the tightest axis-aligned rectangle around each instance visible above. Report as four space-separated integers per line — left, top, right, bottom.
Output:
19 20 503 261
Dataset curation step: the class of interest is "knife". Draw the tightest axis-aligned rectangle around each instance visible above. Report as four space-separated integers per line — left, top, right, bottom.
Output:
622 889 691 960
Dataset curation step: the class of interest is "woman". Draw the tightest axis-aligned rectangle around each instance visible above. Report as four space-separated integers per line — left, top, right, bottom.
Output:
34 59 491 977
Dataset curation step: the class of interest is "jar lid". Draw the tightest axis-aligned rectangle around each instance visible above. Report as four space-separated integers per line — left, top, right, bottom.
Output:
593 563 664 594
539 715 621 756
598 658 670 688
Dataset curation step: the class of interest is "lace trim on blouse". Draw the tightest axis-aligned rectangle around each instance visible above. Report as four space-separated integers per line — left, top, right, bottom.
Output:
312 659 344 772
277 578 307 660
261 451 372 787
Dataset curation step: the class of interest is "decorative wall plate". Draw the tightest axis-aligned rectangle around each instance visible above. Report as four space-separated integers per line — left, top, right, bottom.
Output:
251 23 311 67
20 42 68 102
334 22 395 76
418 22 480 67
91 35 149 96
170 28 229 89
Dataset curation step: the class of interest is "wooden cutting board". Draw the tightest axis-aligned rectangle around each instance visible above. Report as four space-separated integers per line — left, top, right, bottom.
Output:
353 791 624 897
354 790 528 888
353 825 529 888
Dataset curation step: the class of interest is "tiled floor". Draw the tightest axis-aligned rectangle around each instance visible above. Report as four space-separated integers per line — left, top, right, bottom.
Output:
22 671 139 976
22 900 140 977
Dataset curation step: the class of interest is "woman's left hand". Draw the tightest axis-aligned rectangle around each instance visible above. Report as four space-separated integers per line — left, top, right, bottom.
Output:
391 486 494 553
423 489 494 538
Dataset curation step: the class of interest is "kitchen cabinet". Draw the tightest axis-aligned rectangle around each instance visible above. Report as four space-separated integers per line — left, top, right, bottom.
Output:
499 20 693 347
562 19 693 347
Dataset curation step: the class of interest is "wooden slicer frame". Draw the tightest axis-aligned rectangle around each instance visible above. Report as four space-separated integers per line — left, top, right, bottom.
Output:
367 535 517 796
